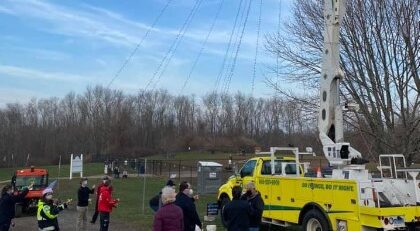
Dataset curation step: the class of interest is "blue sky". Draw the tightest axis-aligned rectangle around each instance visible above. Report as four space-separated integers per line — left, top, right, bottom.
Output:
0 0 293 105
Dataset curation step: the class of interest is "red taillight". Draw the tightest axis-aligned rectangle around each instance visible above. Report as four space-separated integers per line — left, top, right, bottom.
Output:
384 218 389 225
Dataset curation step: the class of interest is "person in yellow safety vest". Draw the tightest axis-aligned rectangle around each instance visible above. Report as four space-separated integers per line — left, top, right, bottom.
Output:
37 188 68 231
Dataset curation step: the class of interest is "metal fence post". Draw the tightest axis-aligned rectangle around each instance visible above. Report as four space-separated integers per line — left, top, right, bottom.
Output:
190 166 193 184
142 158 147 214
178 160 181 183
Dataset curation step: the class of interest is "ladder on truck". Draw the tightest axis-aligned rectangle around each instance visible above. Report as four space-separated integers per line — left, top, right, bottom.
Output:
378 154 408 179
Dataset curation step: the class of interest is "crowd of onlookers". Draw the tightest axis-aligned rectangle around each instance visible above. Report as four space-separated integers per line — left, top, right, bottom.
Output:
0 176 118 231
1 174 264 231
150 180 264 231
151 180 202 231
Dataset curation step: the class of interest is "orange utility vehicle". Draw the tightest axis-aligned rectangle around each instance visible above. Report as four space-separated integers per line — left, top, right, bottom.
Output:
11 166 49 216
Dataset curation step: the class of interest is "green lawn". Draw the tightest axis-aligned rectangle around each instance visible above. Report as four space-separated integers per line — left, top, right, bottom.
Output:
0 164 225 230
112 177 223 230
27 176 224 230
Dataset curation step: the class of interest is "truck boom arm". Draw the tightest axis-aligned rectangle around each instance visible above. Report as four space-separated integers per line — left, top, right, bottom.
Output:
318 0 362 167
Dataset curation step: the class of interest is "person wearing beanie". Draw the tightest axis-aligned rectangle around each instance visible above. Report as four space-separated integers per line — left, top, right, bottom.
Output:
37 188 69 231
76 178 95 231
175 181 202 231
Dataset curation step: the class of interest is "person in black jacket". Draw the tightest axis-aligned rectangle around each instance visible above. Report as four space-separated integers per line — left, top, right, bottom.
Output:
0 183 31 231
223 186 250 231
175 181 202 231
76 178 95 231
149 179 175 212
241 182 264 231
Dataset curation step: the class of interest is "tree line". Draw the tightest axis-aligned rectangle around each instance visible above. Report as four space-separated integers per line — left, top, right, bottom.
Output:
0 87 317 165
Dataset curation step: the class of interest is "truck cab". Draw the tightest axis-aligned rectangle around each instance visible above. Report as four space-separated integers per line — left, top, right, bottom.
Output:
217 155 302 206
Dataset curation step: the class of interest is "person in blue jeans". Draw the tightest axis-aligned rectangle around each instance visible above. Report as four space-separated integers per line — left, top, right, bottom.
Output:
241 182 264 231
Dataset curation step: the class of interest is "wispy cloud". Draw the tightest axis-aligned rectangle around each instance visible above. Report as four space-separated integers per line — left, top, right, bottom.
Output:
0 0 289 102
1 0 146 47
0 65 87 82
0 0 263 52
0 87 43 107
0 5 15 15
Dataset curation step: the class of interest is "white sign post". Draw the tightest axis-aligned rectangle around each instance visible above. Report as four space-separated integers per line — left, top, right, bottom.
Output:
70 154 83 180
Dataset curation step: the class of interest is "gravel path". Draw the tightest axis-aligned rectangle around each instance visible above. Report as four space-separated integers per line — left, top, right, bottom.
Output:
12 207 137 231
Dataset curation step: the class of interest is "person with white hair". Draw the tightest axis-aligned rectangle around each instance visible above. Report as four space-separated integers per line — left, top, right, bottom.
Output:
241 182 264 231
153 186 183 231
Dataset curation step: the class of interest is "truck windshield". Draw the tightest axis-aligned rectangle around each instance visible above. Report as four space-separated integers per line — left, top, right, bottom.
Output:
15 176 46 190
261 160 300 175
241 160 257 177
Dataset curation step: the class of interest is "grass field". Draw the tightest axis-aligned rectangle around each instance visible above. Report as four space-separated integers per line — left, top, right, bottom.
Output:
0 152 299 230
0 165 225 230
32 177 224 230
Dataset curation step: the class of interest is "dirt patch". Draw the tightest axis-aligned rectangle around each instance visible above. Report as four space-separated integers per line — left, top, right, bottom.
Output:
12 206 137 231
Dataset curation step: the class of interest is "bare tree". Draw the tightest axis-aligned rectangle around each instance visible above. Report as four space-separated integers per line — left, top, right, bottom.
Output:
266 0 420 161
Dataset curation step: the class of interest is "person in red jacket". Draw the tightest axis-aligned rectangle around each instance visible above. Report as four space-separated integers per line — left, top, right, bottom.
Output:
153 186 183 231
90 176 113 224
98 179 118 231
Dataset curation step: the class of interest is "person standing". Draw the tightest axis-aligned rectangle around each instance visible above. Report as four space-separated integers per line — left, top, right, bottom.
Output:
0 183 31 231
76 178 95 231
149 179 175 212
175 182 202 231
37 188 69 231
153 186 183 231
241 182 264 231
98 178 118 231
122 170 128 179
90 176 113 224
223 186 250 231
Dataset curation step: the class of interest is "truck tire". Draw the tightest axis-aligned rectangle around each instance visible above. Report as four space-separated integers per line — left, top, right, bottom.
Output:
15 204 23 218
220 196 230 228
301 209 329 231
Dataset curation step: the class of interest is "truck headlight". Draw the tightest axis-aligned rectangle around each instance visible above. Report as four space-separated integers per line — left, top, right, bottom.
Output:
337 220 347 231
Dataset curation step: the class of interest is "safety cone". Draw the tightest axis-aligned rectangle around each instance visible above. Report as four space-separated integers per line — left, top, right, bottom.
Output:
316 167 322 178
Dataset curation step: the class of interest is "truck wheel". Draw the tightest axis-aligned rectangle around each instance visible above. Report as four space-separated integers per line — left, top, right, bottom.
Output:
15 204 23 218
220 196 230 228
302 209 329 231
